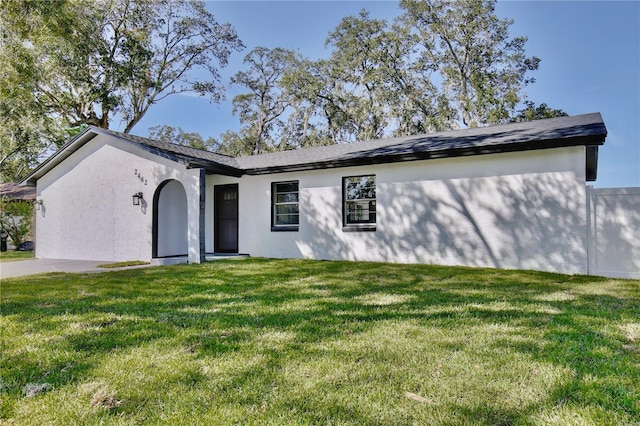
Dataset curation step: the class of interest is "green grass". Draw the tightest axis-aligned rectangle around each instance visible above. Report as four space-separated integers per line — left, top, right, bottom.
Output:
0 250 34 263
1 258 638 425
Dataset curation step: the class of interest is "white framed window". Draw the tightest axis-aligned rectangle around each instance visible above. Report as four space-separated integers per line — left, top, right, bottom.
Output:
272 181 299 231
343 175 376 231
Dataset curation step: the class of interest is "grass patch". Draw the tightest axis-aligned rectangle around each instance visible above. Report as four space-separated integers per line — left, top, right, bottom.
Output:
96 260 150 269
0 250 34 263
1 258 638 425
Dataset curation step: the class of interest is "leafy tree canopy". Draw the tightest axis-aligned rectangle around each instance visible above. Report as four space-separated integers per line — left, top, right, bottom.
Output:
399 0 541 128
230 47 301 155
510 101 568 123
148 125 219 152
225 0 565 153
2 0 569 171
0 0 243 180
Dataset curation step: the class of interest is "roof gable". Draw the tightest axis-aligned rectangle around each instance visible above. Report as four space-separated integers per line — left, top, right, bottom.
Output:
21 113 606 186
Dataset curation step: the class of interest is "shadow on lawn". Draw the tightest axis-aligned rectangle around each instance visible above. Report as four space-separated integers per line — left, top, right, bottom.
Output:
457 285 640 423
1 258 638 423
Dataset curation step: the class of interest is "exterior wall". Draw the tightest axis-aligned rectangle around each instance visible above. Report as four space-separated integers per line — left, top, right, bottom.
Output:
35 137 591 275
36 135 203 262
587 186 640 279
236 146 589 275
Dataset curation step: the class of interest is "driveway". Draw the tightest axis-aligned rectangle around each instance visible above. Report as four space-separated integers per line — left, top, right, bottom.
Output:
0 259 150 279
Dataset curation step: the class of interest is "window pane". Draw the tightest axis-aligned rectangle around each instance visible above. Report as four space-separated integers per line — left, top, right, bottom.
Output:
275 182 298 193
276 204 299 215
275 214 299 225
273 181 300 229
346 200 376 223
276 192 299 203
344 175 376 225
223 190 237 201
345 176 376 200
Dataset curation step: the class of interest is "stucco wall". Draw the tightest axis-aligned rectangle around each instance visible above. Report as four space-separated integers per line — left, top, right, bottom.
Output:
36 135 202 262
236 146 589 275
35 136 590 274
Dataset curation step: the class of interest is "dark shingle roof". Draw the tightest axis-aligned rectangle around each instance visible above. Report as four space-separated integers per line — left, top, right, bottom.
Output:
235 113 606 173
22 113 606 186
95 127 243 173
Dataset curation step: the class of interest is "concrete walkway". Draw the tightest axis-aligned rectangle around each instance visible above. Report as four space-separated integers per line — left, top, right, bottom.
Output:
0 258 151 279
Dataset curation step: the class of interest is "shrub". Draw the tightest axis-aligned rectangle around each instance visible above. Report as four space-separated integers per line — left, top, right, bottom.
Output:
0 197 33 249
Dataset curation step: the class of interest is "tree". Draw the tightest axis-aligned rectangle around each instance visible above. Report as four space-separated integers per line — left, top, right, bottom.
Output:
282 12 396 144
119 0 245 133
281 58 351 144
273 0 543 151
323 10 454 137
0 0 243 180
0 84 65 182
229 47 301 155
400 0 540 128
323 11 390 141
0 1 75 181
510 101 568 122
6 0 244 133
148 125 218 151
215 130 255 157
0 198 33 249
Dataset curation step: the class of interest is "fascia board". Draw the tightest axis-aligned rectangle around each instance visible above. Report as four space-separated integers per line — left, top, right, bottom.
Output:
20 128 99 186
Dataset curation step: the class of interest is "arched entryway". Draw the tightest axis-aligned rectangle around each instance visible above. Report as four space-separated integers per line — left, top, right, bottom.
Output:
153 179 188 258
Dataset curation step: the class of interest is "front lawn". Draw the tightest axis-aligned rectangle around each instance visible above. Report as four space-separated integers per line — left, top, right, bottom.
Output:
0 250 34 263
1 258 638 425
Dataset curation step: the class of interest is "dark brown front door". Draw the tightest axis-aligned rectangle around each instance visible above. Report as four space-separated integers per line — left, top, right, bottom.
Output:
214 184 238 253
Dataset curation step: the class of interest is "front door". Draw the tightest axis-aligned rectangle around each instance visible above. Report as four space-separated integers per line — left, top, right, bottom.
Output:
214 184 238 253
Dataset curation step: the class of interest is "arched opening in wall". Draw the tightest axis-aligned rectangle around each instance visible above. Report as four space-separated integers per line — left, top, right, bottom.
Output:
153 179 188 258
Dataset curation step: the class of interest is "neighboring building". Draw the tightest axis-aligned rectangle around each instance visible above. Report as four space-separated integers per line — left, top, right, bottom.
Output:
1 182 36 203
1 182 37 250
22 113 609 275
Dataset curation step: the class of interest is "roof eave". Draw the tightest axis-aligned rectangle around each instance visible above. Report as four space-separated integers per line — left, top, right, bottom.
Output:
19 114 608 184
20 127 99 187
186 161 244 177
244 133 607 176
19 126 217 185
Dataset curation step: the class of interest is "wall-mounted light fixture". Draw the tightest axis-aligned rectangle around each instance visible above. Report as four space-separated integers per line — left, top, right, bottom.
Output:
33 199 43 210
132 192 143 206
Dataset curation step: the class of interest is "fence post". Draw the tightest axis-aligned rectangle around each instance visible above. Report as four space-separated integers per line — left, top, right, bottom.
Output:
585 185 595 275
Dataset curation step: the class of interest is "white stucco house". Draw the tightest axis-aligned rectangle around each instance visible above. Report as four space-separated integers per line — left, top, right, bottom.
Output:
21 113 609 275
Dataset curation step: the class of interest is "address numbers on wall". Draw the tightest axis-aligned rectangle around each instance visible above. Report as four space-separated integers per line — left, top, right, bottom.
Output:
134 169 148 185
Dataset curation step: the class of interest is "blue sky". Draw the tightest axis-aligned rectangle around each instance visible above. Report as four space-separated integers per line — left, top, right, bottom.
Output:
130 1 640 188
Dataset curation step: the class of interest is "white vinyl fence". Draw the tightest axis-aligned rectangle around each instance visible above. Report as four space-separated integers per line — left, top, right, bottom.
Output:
587 186 640 279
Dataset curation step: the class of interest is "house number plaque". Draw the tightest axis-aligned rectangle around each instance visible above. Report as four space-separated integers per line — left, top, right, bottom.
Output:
134 169 148 185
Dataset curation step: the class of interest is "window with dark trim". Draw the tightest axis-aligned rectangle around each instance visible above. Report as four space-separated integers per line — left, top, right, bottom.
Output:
343 175 376 231
272 181 299 231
